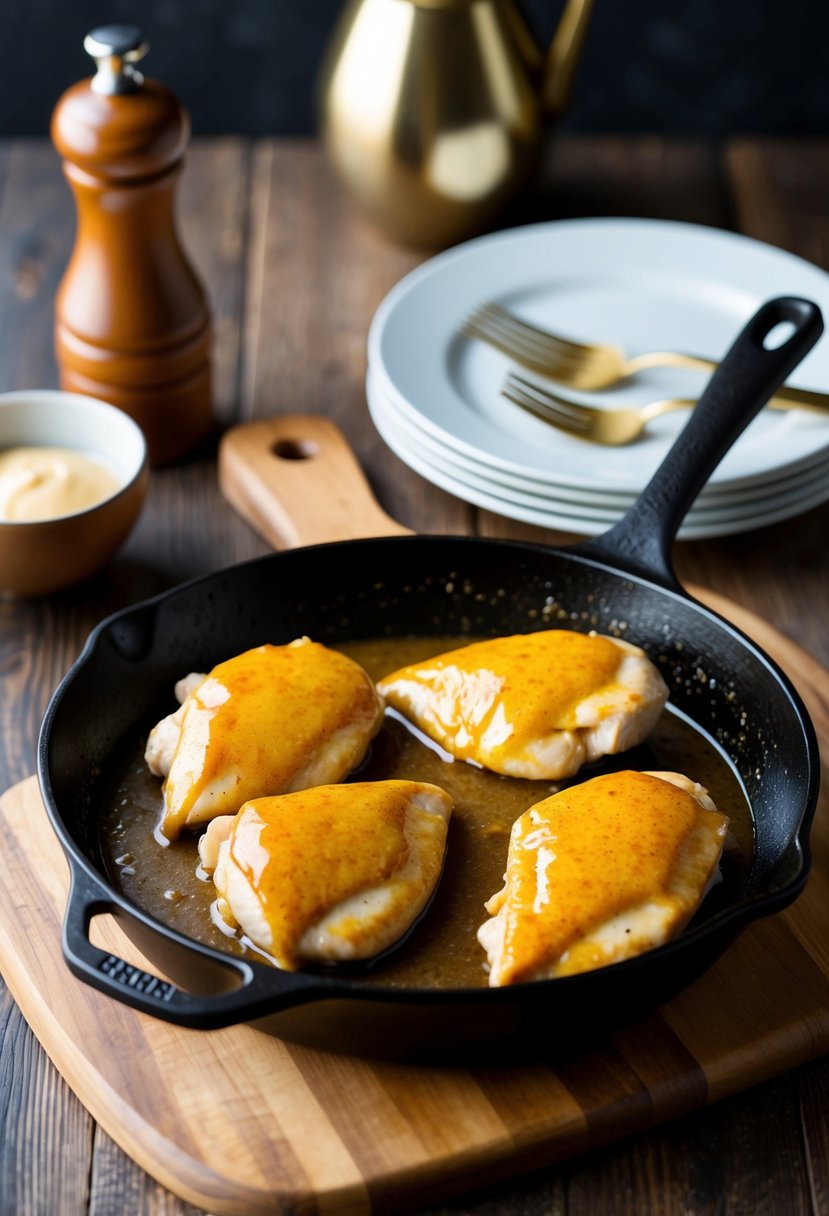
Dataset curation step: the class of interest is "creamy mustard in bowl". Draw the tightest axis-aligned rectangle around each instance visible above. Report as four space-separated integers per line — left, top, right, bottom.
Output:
0 446 120 522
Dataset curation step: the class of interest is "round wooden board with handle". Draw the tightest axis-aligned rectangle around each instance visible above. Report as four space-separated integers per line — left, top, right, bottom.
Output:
0 415 825 1215
0 610 827 1215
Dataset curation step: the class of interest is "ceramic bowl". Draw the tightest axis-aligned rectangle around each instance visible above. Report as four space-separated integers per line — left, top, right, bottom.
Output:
0 391 148 596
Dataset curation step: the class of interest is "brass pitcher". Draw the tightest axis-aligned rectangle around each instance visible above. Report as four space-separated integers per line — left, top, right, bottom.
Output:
318 0 594 248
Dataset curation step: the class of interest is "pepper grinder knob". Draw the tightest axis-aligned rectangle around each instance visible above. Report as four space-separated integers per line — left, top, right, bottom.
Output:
84 25 149 95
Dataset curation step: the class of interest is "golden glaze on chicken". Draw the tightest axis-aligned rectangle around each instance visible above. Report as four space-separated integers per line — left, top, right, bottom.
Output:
477 770 729 986
377 630 668 779
146 638 385 840
198 781 453 969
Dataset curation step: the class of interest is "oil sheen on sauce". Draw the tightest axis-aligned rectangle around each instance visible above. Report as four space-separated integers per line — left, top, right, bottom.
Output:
99 635 754 990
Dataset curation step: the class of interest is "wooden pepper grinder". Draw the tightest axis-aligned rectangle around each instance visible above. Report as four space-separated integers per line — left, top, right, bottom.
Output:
51 25 213 465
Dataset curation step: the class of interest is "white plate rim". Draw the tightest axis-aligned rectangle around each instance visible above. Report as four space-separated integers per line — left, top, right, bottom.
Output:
368 373 829 539
368 216 829 493
369 365 829 509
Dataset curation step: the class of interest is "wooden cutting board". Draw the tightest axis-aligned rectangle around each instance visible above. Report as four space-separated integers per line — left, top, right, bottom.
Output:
1 592 828 1216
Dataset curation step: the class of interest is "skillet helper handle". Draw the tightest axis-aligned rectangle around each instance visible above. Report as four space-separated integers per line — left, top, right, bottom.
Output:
578 296 824 589
219 414 410 547
62 868 316 1028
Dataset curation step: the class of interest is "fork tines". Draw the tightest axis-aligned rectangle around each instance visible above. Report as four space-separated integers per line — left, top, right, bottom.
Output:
501 372 593 435
462 302 595 373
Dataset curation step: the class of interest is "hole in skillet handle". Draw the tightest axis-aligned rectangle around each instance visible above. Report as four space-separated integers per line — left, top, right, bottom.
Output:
61 865 317 1029
577 296 824 589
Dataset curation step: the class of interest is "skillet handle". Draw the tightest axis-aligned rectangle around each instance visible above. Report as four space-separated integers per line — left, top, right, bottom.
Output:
576 296 824 588
62 867 319 1028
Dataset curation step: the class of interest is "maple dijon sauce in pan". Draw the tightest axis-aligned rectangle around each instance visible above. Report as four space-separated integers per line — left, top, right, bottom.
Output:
99 635 754 990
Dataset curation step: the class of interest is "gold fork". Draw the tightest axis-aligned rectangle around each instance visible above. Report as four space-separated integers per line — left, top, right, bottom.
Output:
501 372 824 446
502 372 690 444
464 301 829 410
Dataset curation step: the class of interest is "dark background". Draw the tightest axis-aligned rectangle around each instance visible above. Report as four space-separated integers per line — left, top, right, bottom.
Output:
2 0 828 137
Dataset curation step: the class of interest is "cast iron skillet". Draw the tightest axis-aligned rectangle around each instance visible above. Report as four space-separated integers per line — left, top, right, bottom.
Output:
39 297 824 1059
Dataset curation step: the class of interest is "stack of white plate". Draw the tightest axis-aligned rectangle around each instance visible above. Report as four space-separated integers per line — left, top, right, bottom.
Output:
367 218 829 539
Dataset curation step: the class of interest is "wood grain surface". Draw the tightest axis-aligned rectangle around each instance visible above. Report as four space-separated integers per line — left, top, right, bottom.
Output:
0 579 827 1215
0 135 827 1215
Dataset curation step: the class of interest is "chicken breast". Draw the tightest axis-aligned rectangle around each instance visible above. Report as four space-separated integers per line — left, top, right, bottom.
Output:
147 638 385 840
477 770 729 986
377 630 669 779
145 673 206 777
198 780 453 969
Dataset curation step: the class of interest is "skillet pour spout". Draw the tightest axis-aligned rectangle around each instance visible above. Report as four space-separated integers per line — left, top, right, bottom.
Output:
39 296 824 1058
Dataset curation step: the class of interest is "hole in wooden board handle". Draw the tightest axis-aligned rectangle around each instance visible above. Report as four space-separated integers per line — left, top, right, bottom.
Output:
271 437 320 461
219 414 410 548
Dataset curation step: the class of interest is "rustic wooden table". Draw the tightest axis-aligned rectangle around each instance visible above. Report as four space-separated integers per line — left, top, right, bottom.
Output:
0 135 827 1215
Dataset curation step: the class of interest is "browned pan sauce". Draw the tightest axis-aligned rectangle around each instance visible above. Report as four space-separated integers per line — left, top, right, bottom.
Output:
100 636 753 990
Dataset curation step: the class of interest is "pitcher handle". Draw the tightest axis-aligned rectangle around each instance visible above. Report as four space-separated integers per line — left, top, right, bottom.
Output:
543 0 595 119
